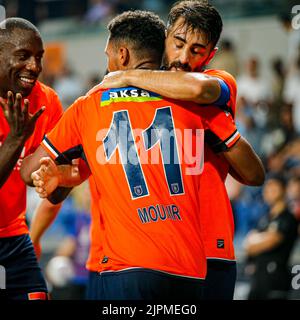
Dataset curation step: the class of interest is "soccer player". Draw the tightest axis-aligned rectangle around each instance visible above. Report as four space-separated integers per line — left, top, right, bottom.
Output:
97 1 259 299
22 10 167 300
22 10 264 300
0 18 63 299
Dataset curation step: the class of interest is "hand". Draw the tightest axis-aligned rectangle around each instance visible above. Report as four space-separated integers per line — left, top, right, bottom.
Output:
0 91 45 142
98 71 129 89
31 157 60 198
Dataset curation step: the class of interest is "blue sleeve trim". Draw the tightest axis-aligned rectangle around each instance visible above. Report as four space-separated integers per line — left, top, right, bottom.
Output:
214 79 230 106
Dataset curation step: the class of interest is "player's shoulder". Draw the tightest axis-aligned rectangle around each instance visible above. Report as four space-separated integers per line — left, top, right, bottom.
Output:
86 83 109 98
67 89 103 114
203 69 237 87
29 81 63 114
35 81 59 98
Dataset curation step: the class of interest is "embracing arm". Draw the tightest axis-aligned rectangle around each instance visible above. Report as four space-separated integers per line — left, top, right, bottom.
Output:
223 137 265 186
99 70 222 104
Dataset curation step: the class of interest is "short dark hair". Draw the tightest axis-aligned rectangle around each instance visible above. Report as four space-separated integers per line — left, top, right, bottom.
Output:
107 10 166 60
167 0 223 47
265 173 287 189
0 17 41 39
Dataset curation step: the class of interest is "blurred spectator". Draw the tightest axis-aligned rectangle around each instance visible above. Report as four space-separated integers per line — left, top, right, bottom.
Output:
271 58 285 103
244 175 298 300
267 138 300 177
237 57 272 129
53 65 85 109
270 58 286 127
283 54 300 133
280 13 300 73
286 177 300 222
85 73 102 92
238 57 272 105
84 0 115 24
260 102 297 157
235 96 265 157
209 39 239 77
45 183 91 300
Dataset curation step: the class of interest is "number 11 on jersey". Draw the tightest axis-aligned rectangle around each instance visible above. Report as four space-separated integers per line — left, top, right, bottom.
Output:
103 107 185 199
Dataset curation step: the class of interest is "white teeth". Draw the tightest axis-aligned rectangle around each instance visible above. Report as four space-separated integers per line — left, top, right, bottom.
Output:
20 77 34 84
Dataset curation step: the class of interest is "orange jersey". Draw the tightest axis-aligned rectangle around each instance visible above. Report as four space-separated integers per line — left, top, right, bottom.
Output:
0 81 63 238
200 69 237 260
86 177 104 272
42 86 239 279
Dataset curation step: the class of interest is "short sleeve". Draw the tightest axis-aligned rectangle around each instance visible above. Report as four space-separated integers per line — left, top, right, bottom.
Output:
204 69 237 117
202 106 240 153
45 90 64 133
41 97 84 164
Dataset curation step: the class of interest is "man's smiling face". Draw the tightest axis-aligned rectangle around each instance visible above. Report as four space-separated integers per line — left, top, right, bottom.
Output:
0 29 44 97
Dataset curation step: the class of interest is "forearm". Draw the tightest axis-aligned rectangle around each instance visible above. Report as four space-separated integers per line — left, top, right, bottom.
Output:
229 166 251 185
30 199 62 244
46 164 87 205
0 135 25 188
223 137 265 186
126 70 220 104
245 232 282 257
56 164 86 187
21 145 50 186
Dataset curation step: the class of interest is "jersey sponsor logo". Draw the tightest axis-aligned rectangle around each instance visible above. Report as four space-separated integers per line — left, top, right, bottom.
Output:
101 87 162 107
137 204 181 224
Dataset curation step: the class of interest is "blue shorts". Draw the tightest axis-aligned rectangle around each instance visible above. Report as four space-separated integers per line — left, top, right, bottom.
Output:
0 234 48 300
203 259 236 300
86 270 103 300
93 268 204 300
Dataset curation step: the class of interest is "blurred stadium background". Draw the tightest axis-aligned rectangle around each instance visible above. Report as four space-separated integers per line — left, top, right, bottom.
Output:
1 0 299 299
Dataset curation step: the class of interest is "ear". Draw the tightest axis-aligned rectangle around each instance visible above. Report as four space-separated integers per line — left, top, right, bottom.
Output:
119 47 130 68
203 47 218 67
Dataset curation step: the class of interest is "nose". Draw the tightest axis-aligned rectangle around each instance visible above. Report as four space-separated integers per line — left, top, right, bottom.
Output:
178 48 190 65
25 56 42 74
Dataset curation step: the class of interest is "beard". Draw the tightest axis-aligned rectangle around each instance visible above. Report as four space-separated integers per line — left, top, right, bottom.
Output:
163 60 192 72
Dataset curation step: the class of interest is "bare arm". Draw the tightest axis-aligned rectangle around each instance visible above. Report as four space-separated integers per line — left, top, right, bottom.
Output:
99 70 221 104
20 146 83 204
20 145 49 186
30 199 62 259
223 137 265 186
244 230 283 257
0 92 44 188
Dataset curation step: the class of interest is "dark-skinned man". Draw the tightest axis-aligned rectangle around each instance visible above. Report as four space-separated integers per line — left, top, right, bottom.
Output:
0 18 63 300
